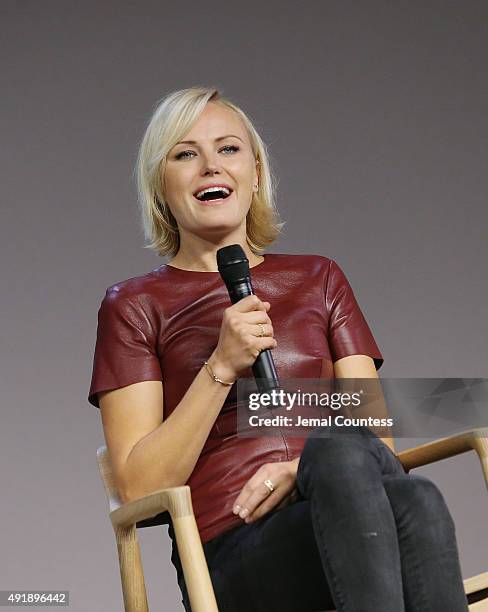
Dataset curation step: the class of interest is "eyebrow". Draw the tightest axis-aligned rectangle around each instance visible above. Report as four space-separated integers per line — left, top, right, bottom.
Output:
175 134 244 145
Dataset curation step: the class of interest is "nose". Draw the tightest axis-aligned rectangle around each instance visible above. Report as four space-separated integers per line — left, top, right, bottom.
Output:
200 150 222 175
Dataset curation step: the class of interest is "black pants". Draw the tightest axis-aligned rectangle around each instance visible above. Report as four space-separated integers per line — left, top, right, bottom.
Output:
171 425 468 611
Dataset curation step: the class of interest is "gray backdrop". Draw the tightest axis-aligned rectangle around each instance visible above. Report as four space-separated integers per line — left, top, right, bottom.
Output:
1 1 486 610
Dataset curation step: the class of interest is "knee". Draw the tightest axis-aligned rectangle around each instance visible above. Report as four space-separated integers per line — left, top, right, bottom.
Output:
301 424 372 460
385 476 455 531
298 424 374 480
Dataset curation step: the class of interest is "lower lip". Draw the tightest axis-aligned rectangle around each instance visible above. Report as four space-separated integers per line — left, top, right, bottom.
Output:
194 192 234 206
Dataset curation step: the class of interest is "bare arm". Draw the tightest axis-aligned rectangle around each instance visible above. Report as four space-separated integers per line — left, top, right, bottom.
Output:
100 352 233 503
333 354 395 453
99 295 277 504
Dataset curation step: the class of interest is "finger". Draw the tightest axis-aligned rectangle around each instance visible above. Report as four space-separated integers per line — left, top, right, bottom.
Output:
232 461 288 517
275 493 292 511
241 310 272 324
247 484 299 522
232 295 267 313
233 466 274 513
245 490 286 523
250 322 274 337
275 488 298 511
248 338 278 361
236 480 277 520
255 335 278 353
233 479 259 513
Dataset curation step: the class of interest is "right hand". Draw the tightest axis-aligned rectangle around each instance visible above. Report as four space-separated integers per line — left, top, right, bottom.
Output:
209 295 277 382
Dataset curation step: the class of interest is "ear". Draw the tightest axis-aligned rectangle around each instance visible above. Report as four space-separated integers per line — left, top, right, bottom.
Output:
254 159 260 189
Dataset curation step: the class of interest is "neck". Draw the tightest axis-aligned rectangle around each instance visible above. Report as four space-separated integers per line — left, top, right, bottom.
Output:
169 244 263 273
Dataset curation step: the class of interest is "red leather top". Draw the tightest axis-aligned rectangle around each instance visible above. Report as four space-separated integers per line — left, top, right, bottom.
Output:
88 253 383 543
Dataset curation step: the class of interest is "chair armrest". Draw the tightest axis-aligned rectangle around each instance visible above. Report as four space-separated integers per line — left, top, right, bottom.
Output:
108 484 218 611
109 485 193 529
464 571 488 598
397 427 488 487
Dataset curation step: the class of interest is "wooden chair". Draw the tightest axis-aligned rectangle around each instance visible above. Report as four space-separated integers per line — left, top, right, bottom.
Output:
97 427 488 611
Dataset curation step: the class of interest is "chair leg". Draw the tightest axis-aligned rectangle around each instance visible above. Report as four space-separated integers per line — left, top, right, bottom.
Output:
172 514 219 612
114 525 149 612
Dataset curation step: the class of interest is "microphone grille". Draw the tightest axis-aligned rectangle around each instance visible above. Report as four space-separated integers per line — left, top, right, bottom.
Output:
217 244 250 285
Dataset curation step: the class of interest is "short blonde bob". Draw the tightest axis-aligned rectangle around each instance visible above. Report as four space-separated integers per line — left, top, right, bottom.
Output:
135 86 285 258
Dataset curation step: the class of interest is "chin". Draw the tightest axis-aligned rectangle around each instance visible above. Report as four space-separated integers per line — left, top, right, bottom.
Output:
197 216 247 235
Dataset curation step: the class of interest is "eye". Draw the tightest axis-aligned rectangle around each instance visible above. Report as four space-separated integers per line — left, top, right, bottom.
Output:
175 150 195 160
174 144 240 160
221 145 240 154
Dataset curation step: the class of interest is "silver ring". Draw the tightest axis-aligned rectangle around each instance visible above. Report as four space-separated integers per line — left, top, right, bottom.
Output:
263 479 275 493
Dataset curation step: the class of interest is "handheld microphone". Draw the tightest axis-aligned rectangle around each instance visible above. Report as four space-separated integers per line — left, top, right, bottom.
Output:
217 244 280 393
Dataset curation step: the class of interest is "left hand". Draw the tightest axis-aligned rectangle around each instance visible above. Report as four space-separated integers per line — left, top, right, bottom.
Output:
232 458 300 524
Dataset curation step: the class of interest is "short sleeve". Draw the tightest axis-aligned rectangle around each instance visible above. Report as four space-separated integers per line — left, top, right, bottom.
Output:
325 259 384 370
88 288 163 408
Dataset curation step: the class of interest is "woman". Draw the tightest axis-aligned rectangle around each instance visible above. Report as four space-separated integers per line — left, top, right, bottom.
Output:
88 86 468 611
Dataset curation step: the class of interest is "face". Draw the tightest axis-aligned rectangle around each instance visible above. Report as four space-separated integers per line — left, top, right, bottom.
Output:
163 102 259 240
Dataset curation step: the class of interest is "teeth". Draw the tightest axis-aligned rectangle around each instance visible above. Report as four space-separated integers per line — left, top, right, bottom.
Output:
195 186 231 199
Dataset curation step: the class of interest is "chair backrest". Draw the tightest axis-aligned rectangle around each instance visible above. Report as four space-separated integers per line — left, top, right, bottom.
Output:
97 445 123 514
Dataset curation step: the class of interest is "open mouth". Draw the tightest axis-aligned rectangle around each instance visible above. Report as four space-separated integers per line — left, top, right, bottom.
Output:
193 186 234 204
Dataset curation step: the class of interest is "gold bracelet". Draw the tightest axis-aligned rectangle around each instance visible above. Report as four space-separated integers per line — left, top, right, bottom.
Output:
203 361 236 386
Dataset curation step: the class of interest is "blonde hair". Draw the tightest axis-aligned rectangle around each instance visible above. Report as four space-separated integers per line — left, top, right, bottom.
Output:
135 86 285 257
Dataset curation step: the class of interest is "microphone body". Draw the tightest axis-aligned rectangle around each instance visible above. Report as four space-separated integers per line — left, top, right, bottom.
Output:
217 245 280 394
